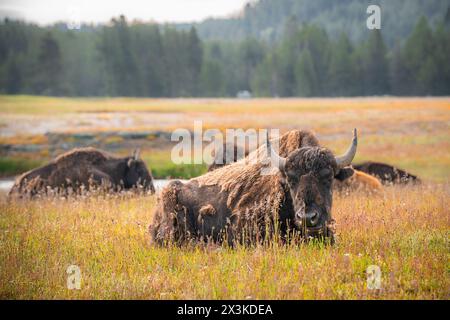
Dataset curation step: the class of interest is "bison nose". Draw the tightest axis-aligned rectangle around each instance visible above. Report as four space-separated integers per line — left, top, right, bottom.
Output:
295 210 321 227
306 211 320 227
307 211 319 227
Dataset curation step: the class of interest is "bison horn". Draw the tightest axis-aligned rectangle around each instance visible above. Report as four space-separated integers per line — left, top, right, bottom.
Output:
266 130 286 171
132 148 141 160
335 128 358 169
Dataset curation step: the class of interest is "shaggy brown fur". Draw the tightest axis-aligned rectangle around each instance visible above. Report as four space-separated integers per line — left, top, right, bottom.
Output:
9 147 155 197
150 162 286 245
241 130 321 170
150 130 343 246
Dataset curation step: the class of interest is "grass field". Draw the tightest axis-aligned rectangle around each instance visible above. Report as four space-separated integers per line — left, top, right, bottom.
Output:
1 95 449 180
0 96 449 299
0 95 448 115
0 186 448 299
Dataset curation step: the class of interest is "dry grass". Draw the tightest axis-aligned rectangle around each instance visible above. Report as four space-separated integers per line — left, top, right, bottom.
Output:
1 96 449 181
0 95 449 115
0 185 448 300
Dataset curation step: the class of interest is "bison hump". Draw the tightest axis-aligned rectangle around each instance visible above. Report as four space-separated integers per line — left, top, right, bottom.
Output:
54 147 110 167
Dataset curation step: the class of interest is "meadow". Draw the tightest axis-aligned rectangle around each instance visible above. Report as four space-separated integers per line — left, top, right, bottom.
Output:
0 95 449 180
0 96 449 299
0 186 448 299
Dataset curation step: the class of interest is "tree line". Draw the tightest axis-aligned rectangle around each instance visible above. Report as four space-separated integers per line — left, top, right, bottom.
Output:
0 15 449 97
191 0 449 47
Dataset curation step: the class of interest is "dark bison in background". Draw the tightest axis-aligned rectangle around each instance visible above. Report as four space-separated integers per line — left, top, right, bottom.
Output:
353 161 420 185
9 147 155 197
150 129 358 246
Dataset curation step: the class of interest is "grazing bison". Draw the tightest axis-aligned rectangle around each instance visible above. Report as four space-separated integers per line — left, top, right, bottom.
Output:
150 129 358 246
9 147 155 197
353 161 420 185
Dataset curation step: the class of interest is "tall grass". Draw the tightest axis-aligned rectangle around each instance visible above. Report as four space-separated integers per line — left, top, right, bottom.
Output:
0 184 448 299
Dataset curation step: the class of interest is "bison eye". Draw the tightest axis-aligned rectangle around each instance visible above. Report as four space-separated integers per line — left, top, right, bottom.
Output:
319 168 331 178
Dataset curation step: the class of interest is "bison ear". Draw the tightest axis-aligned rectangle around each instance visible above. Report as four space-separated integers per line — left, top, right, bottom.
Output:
335 166 354 181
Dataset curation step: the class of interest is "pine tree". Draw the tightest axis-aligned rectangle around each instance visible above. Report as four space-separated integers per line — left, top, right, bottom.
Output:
389 44 409 95
295 25 330 96
5 58 22 94
361 29 389 95
200 59 225 97
186 27 203 96
34 32 64 95
431 22 450 95
295 50 318 96
238 38 265 92
327 33 356 96
402 16 437 95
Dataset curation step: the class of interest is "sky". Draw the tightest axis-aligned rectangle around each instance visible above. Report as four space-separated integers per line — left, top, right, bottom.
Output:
0 0 252 25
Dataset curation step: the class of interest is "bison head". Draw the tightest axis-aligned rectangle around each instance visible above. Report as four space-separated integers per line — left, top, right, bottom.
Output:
268 129 357 239
125 149 155 193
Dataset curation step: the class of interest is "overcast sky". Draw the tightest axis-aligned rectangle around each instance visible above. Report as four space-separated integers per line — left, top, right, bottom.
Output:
0 0 252 25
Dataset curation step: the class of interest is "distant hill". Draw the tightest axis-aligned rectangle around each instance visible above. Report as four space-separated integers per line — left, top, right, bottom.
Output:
177 0 449 46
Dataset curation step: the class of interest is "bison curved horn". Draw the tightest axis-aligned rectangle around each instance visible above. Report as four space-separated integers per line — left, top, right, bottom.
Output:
335 128 358 169
266 130 286 171
132 148 141 160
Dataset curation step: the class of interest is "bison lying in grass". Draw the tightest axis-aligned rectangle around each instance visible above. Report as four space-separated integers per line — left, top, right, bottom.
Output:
9 147 155 197
208 129 382 193
150 129 358 246
353 161 420 185
270 130 382 193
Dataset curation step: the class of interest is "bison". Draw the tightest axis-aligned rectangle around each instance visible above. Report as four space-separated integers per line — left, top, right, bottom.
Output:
352 161 420 185
150 129 358 246
333 169 382 193
268 130 382 193
9 147 155 197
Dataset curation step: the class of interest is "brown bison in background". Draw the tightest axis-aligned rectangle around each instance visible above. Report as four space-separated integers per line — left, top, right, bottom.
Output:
353 161 420 185
150 129 358 246
333 169 383 193
9 147 155 197
208 130 382 193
